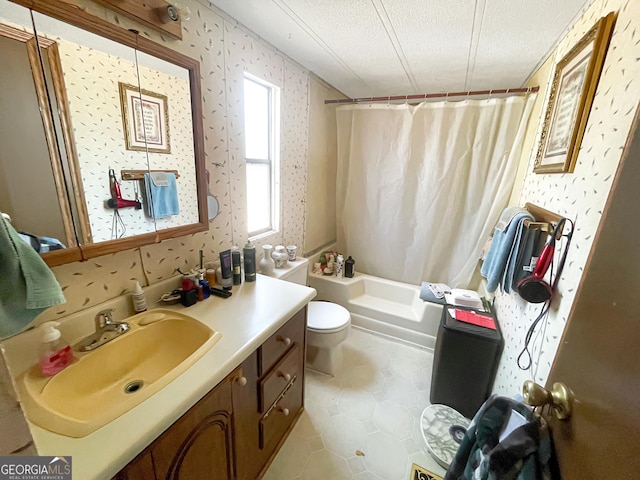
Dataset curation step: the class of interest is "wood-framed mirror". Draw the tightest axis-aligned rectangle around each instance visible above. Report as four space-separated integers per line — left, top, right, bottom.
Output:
2 0 207 266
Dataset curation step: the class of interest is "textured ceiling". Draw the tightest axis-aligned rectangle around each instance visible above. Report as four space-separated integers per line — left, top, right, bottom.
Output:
207 0 593 98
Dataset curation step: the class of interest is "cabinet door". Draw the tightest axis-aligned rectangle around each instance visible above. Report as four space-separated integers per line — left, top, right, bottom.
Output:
112 450 155 480
151 378 235 480
232 351 262 480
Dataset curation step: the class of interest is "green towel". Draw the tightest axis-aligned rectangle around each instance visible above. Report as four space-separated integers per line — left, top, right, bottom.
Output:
0 217 66 338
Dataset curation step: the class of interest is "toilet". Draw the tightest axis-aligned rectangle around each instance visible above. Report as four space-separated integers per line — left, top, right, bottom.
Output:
271 257 350 376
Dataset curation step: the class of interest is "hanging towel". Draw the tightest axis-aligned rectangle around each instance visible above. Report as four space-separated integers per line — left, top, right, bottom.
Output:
494 205 529 232
0 217 66 338
501 218 531 294
480 208 534 293
144 172 179 219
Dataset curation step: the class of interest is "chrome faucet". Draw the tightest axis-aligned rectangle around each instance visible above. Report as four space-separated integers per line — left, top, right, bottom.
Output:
77 308 130 352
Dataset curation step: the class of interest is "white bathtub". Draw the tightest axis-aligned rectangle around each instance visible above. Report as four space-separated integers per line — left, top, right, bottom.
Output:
308 272 443 350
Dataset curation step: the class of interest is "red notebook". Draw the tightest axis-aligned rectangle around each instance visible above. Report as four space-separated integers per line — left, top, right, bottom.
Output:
453 309 496 330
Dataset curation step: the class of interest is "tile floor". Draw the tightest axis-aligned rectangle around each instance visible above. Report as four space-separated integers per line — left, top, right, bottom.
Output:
264 326 448 480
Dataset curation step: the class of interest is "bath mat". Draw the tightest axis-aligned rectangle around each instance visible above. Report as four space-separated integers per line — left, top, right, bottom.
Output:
410 463 443 480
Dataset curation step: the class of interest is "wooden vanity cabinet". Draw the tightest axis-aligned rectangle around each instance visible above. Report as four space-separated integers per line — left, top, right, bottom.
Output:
114 375 236 480
115 307 307 480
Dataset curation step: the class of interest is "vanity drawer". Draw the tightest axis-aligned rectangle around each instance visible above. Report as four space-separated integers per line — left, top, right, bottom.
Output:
259 344 301 413
258 308 306 376
259 374 303 450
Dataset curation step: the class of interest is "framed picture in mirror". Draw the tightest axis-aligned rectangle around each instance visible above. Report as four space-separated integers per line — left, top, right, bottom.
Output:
534 12 615 174
119 82 171 154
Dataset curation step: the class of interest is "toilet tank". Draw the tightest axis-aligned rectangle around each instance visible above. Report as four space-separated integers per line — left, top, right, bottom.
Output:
270 258 309 286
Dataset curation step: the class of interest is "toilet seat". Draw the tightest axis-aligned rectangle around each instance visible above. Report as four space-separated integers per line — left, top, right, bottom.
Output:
308 301 350 334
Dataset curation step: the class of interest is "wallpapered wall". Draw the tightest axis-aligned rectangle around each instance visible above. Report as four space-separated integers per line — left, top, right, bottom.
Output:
28 0 334 322
492 0 640 395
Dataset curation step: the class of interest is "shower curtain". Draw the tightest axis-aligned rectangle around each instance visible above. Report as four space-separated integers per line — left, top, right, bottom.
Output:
336 95 536 288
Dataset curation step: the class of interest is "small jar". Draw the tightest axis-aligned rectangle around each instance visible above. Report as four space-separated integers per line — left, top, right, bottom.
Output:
272 245 289 268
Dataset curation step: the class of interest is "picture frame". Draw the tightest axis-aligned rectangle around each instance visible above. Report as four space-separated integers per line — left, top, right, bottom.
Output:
534 12 615 174
118 82 171 154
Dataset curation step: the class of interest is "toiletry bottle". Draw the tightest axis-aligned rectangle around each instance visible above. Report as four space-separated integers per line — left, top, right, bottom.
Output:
132 280 147 313
231 245 242 285
199 273 210 299
219 249 233 290
39 321 73 376
336 254 344 278
243 240 256 282
345 256 355 278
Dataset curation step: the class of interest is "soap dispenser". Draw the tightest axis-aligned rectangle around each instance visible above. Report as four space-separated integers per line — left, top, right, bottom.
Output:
39 321 73 376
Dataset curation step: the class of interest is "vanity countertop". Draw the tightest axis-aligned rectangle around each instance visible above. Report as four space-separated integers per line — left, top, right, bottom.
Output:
2 274 315 480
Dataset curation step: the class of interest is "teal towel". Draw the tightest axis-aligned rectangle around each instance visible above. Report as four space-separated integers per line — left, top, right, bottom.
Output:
480 209 534 293
0 217 66 338
144 172 179 219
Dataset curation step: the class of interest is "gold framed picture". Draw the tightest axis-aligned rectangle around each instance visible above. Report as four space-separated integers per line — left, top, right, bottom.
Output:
119 82 171 154
534 12 615 174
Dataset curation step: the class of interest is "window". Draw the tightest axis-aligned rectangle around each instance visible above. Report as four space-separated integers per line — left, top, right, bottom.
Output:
243 74 280 237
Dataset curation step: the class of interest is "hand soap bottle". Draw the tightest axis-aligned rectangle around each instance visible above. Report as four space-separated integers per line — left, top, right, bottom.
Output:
39 321 73 376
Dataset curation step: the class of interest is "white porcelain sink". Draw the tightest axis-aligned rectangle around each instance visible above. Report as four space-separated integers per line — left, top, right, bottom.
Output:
17 309 221 437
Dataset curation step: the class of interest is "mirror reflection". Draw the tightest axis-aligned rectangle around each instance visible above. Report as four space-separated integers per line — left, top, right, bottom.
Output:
0 3 78 253
0 0 206 265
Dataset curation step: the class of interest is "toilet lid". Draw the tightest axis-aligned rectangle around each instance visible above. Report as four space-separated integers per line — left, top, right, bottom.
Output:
308 301 350 331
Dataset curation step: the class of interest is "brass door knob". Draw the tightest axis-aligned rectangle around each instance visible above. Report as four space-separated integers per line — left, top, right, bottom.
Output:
523 380 573 420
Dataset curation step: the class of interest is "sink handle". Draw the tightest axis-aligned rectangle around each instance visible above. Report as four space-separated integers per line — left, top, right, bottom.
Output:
95 308 116 329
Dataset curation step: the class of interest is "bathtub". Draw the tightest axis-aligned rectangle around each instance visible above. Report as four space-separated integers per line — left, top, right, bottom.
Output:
308 272 443 350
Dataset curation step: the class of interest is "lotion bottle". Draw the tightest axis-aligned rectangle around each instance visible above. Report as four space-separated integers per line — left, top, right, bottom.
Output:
39 321 73 376
132 280 147 313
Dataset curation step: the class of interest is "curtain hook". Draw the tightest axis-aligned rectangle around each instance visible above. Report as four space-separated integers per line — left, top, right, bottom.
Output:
489 89 493 99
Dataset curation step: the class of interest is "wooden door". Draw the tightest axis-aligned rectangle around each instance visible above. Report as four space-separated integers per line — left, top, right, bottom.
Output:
151 377 235 480
544 104 640 478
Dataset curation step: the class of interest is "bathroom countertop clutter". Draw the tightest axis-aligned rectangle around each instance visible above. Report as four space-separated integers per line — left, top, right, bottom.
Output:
0 274 316 480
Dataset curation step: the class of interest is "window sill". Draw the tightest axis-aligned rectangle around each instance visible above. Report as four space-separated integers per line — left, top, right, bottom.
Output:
249 229 279 242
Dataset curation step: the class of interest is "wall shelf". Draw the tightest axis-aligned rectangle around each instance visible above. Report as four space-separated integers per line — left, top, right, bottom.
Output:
121 169 180 180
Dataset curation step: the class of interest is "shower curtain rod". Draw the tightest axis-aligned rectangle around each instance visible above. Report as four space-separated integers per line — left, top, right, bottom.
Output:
324 86 539 105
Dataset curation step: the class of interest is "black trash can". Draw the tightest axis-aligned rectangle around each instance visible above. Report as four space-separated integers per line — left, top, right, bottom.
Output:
430 305 504 418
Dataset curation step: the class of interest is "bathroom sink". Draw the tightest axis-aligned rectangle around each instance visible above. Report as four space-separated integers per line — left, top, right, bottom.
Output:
17 309 222 438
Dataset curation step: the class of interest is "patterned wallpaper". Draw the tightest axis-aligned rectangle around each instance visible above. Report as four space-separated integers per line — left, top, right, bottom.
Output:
54 38 198 242
19 0 323 319
491 0 640 395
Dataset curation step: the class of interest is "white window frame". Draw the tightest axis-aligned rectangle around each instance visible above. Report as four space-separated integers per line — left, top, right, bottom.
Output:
243 73 280 239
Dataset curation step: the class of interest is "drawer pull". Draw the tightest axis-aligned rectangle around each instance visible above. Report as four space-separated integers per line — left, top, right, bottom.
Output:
236 376 247 387
277 335 292 347
263 375 297 419
278 407 290 416
278 372 292 382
